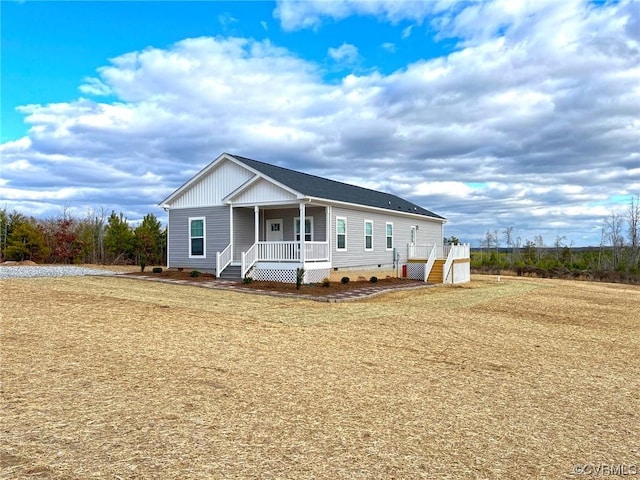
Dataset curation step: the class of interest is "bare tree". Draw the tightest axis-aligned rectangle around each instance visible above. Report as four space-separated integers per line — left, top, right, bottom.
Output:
627 195 640 269
534 234 545 262
514 236 522 262
503 226 514 263
604 212 624 270
554 235 566 261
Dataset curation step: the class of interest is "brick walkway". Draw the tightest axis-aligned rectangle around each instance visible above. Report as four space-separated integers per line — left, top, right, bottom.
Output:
116 275 434 302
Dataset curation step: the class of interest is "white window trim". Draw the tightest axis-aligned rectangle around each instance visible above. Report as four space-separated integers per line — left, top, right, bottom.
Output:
336 217 347 251
386 222 394 251
410 225 417 245
294 216 314 242
189 216 206 258
364 220 373 251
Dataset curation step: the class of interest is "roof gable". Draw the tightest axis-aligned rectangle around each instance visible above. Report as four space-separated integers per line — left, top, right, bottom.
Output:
225 177 299 204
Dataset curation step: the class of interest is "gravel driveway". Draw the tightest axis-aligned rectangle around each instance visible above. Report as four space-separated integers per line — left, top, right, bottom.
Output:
0 266 121 279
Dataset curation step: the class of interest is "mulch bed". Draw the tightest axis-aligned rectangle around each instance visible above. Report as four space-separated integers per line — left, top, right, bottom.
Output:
126 269 423 295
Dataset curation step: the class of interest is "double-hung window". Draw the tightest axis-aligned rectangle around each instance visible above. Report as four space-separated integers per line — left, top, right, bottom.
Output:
364 220 373 251
336 217 347 250
189 217 205 257
295 217 313 241
386 222 393 250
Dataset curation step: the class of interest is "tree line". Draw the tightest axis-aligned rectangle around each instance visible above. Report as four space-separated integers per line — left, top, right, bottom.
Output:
469 195 640 283
0 207 166 271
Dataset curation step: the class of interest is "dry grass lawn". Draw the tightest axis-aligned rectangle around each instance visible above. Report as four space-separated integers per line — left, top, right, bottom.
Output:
1 275 639 479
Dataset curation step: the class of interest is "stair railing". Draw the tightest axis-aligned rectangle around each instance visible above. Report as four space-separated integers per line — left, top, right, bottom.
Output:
423 244 437 282
216 244 232 278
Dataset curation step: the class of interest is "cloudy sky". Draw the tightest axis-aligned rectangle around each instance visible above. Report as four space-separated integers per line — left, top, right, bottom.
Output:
1 0 638 246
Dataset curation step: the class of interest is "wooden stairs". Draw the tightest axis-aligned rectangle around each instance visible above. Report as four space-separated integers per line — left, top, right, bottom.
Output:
427 259 446 283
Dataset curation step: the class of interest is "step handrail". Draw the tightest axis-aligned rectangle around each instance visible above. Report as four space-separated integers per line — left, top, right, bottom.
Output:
443 246 455 284
216 243 232 278
423 244 437 282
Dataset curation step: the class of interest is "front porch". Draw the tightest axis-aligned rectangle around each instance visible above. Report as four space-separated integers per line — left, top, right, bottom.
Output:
216 202 332 282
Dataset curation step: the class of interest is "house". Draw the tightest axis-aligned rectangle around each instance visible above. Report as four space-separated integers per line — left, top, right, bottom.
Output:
160 153 470 284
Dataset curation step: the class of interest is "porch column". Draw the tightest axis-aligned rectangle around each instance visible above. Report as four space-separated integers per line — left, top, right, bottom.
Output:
229 205 234 261
326 206 331 263
254 205 259 244
299 202 306 264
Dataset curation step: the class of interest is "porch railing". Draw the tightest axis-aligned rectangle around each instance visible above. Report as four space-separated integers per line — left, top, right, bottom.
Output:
443 243 470 260
408 244 435 259
216 243 232 278
304 242 329 261
256 241 329 262
241 241 329 278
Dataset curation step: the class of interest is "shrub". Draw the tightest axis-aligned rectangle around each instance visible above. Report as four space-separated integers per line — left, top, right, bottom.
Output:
152 267 163 274
322 277 331 287
295 267 305 290
369 276 378 283
242 276 253 284
190 270 201 278
341 276 350 284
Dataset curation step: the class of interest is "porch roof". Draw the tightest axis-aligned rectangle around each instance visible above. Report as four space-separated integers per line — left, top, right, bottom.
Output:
231 154 445 220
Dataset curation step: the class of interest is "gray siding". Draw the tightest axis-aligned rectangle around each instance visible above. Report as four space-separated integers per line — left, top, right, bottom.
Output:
262 206 326 242
168 206 230 271
232 208 255 261
331 206 444 268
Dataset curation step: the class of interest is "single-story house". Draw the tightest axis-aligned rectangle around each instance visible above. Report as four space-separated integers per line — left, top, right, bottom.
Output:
160 153 470 284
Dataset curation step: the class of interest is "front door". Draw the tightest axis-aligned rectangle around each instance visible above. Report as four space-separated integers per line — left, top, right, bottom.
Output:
266 219 283 241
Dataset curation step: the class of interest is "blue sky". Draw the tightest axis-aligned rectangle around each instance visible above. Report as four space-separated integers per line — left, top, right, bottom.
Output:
1 0 639 247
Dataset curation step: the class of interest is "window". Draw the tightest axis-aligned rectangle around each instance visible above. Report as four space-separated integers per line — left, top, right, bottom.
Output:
336 217 347 250
386 222 393 250
364 220 373 251
294 217 314 241
410 226 417 245
189 217 205 257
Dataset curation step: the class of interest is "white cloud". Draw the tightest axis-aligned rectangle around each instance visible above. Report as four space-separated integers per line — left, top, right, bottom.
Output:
79 77 112 96
381 42 396 52
401 25 414 39
328 43 359 63
274 0 448 31
1 1 638 245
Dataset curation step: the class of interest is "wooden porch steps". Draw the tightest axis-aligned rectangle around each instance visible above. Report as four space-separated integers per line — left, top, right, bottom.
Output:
427 259 445 283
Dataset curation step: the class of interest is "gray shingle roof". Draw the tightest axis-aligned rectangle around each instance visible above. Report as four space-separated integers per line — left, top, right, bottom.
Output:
230 154 445 220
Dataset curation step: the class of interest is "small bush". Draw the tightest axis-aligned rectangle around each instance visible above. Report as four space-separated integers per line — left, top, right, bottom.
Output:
152 267 163 274
242 276 253 284
322 277 331 287
341 276 350 284
369 276 378 283
190 270 201 278
295 267 305 290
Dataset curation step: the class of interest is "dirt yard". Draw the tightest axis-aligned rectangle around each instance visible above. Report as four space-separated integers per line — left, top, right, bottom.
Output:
1 275 638 479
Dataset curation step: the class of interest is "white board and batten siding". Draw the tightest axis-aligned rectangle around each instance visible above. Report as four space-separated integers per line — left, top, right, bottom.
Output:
168 206 230 272
330 206 444 269
168 159 254 209
230 178 298 205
